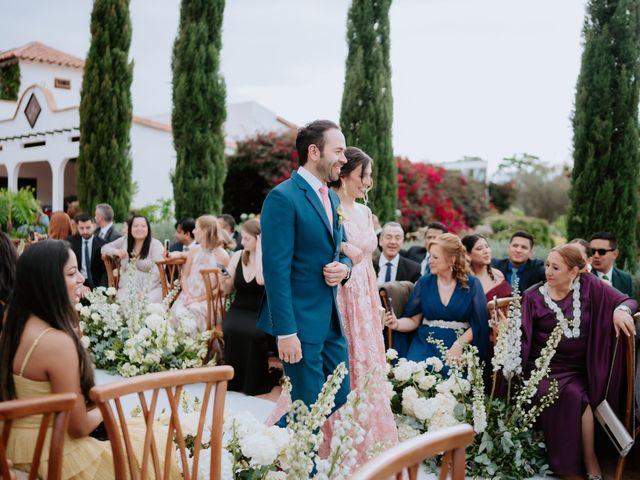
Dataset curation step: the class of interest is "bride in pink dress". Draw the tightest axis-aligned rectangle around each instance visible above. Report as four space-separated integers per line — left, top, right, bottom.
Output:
266 147 397 467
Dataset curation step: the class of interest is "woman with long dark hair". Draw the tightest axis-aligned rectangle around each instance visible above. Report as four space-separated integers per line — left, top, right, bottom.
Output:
0 230 17 318
0 240 179 479
462 233 511 300
101 214 164 303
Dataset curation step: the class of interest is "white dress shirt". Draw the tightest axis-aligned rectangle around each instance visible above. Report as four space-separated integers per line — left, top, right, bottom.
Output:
80 236 94 280
420 253 430 275
596 266 614 284
377 253 400 286
99 222 114 240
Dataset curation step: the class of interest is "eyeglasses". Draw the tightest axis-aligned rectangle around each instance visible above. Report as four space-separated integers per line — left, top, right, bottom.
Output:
592 248 614 256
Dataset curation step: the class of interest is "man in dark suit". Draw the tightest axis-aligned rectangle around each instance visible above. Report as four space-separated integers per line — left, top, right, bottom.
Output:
374 222 421 285
218 214 243 251
67 213 107 291
589 231 633 296
402 221 448 275
170 217 196 253
94 203 121 243
491 230 545 293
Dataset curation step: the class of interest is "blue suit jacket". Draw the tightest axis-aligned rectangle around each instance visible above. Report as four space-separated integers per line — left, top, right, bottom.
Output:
257 171 352 344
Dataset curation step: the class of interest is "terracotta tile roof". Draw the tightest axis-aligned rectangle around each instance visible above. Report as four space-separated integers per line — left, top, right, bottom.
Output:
0 42 84 69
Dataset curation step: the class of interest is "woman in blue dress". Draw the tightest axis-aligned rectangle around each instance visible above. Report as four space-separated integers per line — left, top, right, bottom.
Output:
385 233 489 364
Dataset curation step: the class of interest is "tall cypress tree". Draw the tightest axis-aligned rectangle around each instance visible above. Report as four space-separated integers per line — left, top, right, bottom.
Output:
171 0 226 219
568 0 640 269
340 0 396 222
77 0 133 222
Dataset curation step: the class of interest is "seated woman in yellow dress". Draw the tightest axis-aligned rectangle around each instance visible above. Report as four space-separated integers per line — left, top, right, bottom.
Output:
0 240 179 479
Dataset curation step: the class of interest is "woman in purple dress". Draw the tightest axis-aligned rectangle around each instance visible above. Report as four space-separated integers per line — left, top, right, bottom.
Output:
521 244 637 479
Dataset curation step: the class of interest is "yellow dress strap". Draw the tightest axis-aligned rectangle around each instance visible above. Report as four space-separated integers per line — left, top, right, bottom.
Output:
18 327 54 377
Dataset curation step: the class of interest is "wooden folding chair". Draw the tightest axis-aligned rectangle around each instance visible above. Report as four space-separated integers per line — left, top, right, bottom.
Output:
156 257 186 298
89 365 234 480
0 392 77 480
102 255 122 290
200 268 226 331
486 296 514 346
379 280 415 348
351 423 474 480
614 312 640 480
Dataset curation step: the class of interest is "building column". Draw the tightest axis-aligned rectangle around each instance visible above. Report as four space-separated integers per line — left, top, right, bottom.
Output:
51 161 65 212
8 162 20 191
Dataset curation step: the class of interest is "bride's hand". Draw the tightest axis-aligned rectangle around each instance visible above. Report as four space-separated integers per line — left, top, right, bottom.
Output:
341 242 363 265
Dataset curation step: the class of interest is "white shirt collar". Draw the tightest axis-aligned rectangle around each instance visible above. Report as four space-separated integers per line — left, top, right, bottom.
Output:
597 266 614 279
379 253 400 269
298 166 326 196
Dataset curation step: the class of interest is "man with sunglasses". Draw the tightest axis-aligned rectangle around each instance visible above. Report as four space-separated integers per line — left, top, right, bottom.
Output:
589 231 633 296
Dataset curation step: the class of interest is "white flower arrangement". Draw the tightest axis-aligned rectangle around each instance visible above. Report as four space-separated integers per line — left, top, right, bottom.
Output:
79 260 213 377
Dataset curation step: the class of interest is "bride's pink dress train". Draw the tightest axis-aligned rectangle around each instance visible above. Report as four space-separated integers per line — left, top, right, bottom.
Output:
266 208 397 468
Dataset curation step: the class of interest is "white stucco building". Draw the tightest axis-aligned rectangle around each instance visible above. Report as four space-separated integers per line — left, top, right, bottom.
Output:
0 41 295 211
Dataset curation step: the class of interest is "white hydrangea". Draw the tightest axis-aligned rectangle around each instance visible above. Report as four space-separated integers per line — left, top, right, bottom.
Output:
385 348 398 361
240 432 279 466
412 397 437 422
144 313 164 331
424 356 443 373
106 286 117 296
392 360 414 382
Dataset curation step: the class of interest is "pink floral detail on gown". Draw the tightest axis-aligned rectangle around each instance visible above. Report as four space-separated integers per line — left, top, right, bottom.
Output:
265 208 398 468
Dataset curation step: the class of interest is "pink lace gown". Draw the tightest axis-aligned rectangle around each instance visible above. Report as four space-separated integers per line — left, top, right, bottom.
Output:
266 208 398 467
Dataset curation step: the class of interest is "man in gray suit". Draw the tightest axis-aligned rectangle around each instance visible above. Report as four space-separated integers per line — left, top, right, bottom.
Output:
94 203 121 243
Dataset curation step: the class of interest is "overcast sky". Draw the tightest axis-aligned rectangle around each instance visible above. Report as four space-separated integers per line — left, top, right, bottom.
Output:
1 0 588 175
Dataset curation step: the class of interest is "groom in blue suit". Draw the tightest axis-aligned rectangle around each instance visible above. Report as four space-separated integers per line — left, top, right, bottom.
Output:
257 120 352 419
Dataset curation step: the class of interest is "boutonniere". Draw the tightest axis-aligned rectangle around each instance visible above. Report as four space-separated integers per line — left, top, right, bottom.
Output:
336 205 346 227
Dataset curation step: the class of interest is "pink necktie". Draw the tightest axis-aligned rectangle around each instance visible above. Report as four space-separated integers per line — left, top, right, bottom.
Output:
319 186 333 232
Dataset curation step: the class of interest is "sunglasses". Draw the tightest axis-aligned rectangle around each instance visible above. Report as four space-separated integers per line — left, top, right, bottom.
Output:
592 248 614 256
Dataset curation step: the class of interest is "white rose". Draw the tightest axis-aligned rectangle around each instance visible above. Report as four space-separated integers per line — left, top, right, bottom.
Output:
80 306 91 317
106 287 117 296
385 348 398 361
240 433 278 466
417 373 437 391
146 303 165 316
144 314 164 332
425 357 443 373
90 312 101 321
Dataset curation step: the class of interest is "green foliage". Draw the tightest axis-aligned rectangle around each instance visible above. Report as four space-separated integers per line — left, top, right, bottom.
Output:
171 0 227 220
568 0 640 270
466 399 551 479
0 188 40 232
340 0 396 223
0 63 20 101
136 198 174 224
488 181 517 213
483 211 553 248
77 0 134 222
223 132 297 219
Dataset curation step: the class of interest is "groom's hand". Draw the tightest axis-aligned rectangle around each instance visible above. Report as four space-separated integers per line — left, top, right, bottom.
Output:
278 335 302 363
323 261 348 287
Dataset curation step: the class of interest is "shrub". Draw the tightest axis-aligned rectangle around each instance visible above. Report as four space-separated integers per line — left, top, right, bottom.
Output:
482 211 552 248
0 188 40 233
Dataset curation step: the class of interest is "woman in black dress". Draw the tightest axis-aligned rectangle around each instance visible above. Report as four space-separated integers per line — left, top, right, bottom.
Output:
221 219 275 395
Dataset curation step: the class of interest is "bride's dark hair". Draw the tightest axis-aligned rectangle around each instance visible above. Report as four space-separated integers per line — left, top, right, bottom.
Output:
0 240 95 402
328 147 373 191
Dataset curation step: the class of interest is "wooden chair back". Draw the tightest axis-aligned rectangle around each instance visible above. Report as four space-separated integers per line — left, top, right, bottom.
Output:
614 311 640 480
0 392 77 480
351 423 474 480
89 366 234 480
102 255 122 290
379 280 415 348
200 268 226 331
156 257 186 298
486 296 514 345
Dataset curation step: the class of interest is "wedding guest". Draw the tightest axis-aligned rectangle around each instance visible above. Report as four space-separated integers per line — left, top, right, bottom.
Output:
386 233 489 364
169 217 195 253
0 240 179 479
569 238 592 273
589 231 632 296
221 219 274 395
0 231 17 318
67 214 107 292
170 215 229 331
491 230 545 293
462 233 511 300
94 203 121 242
520 244 636 479
47 211 73 240
63 195 80 220
101 214 165 303
402 221 448 275
217 214 243 251
374 222 421 286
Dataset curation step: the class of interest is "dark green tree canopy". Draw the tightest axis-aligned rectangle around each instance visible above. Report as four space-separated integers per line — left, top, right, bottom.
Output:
171 0 227 219
77 0 133 222
568 0 640 269
340 0 396 222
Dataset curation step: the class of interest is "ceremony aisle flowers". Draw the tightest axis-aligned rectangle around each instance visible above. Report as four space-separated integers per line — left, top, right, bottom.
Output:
78 261 212 377
387 287 563 479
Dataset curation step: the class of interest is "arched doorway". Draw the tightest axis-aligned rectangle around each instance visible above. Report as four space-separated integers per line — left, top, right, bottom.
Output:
0 164 7 189
63 158 77 197
16 161 53 209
